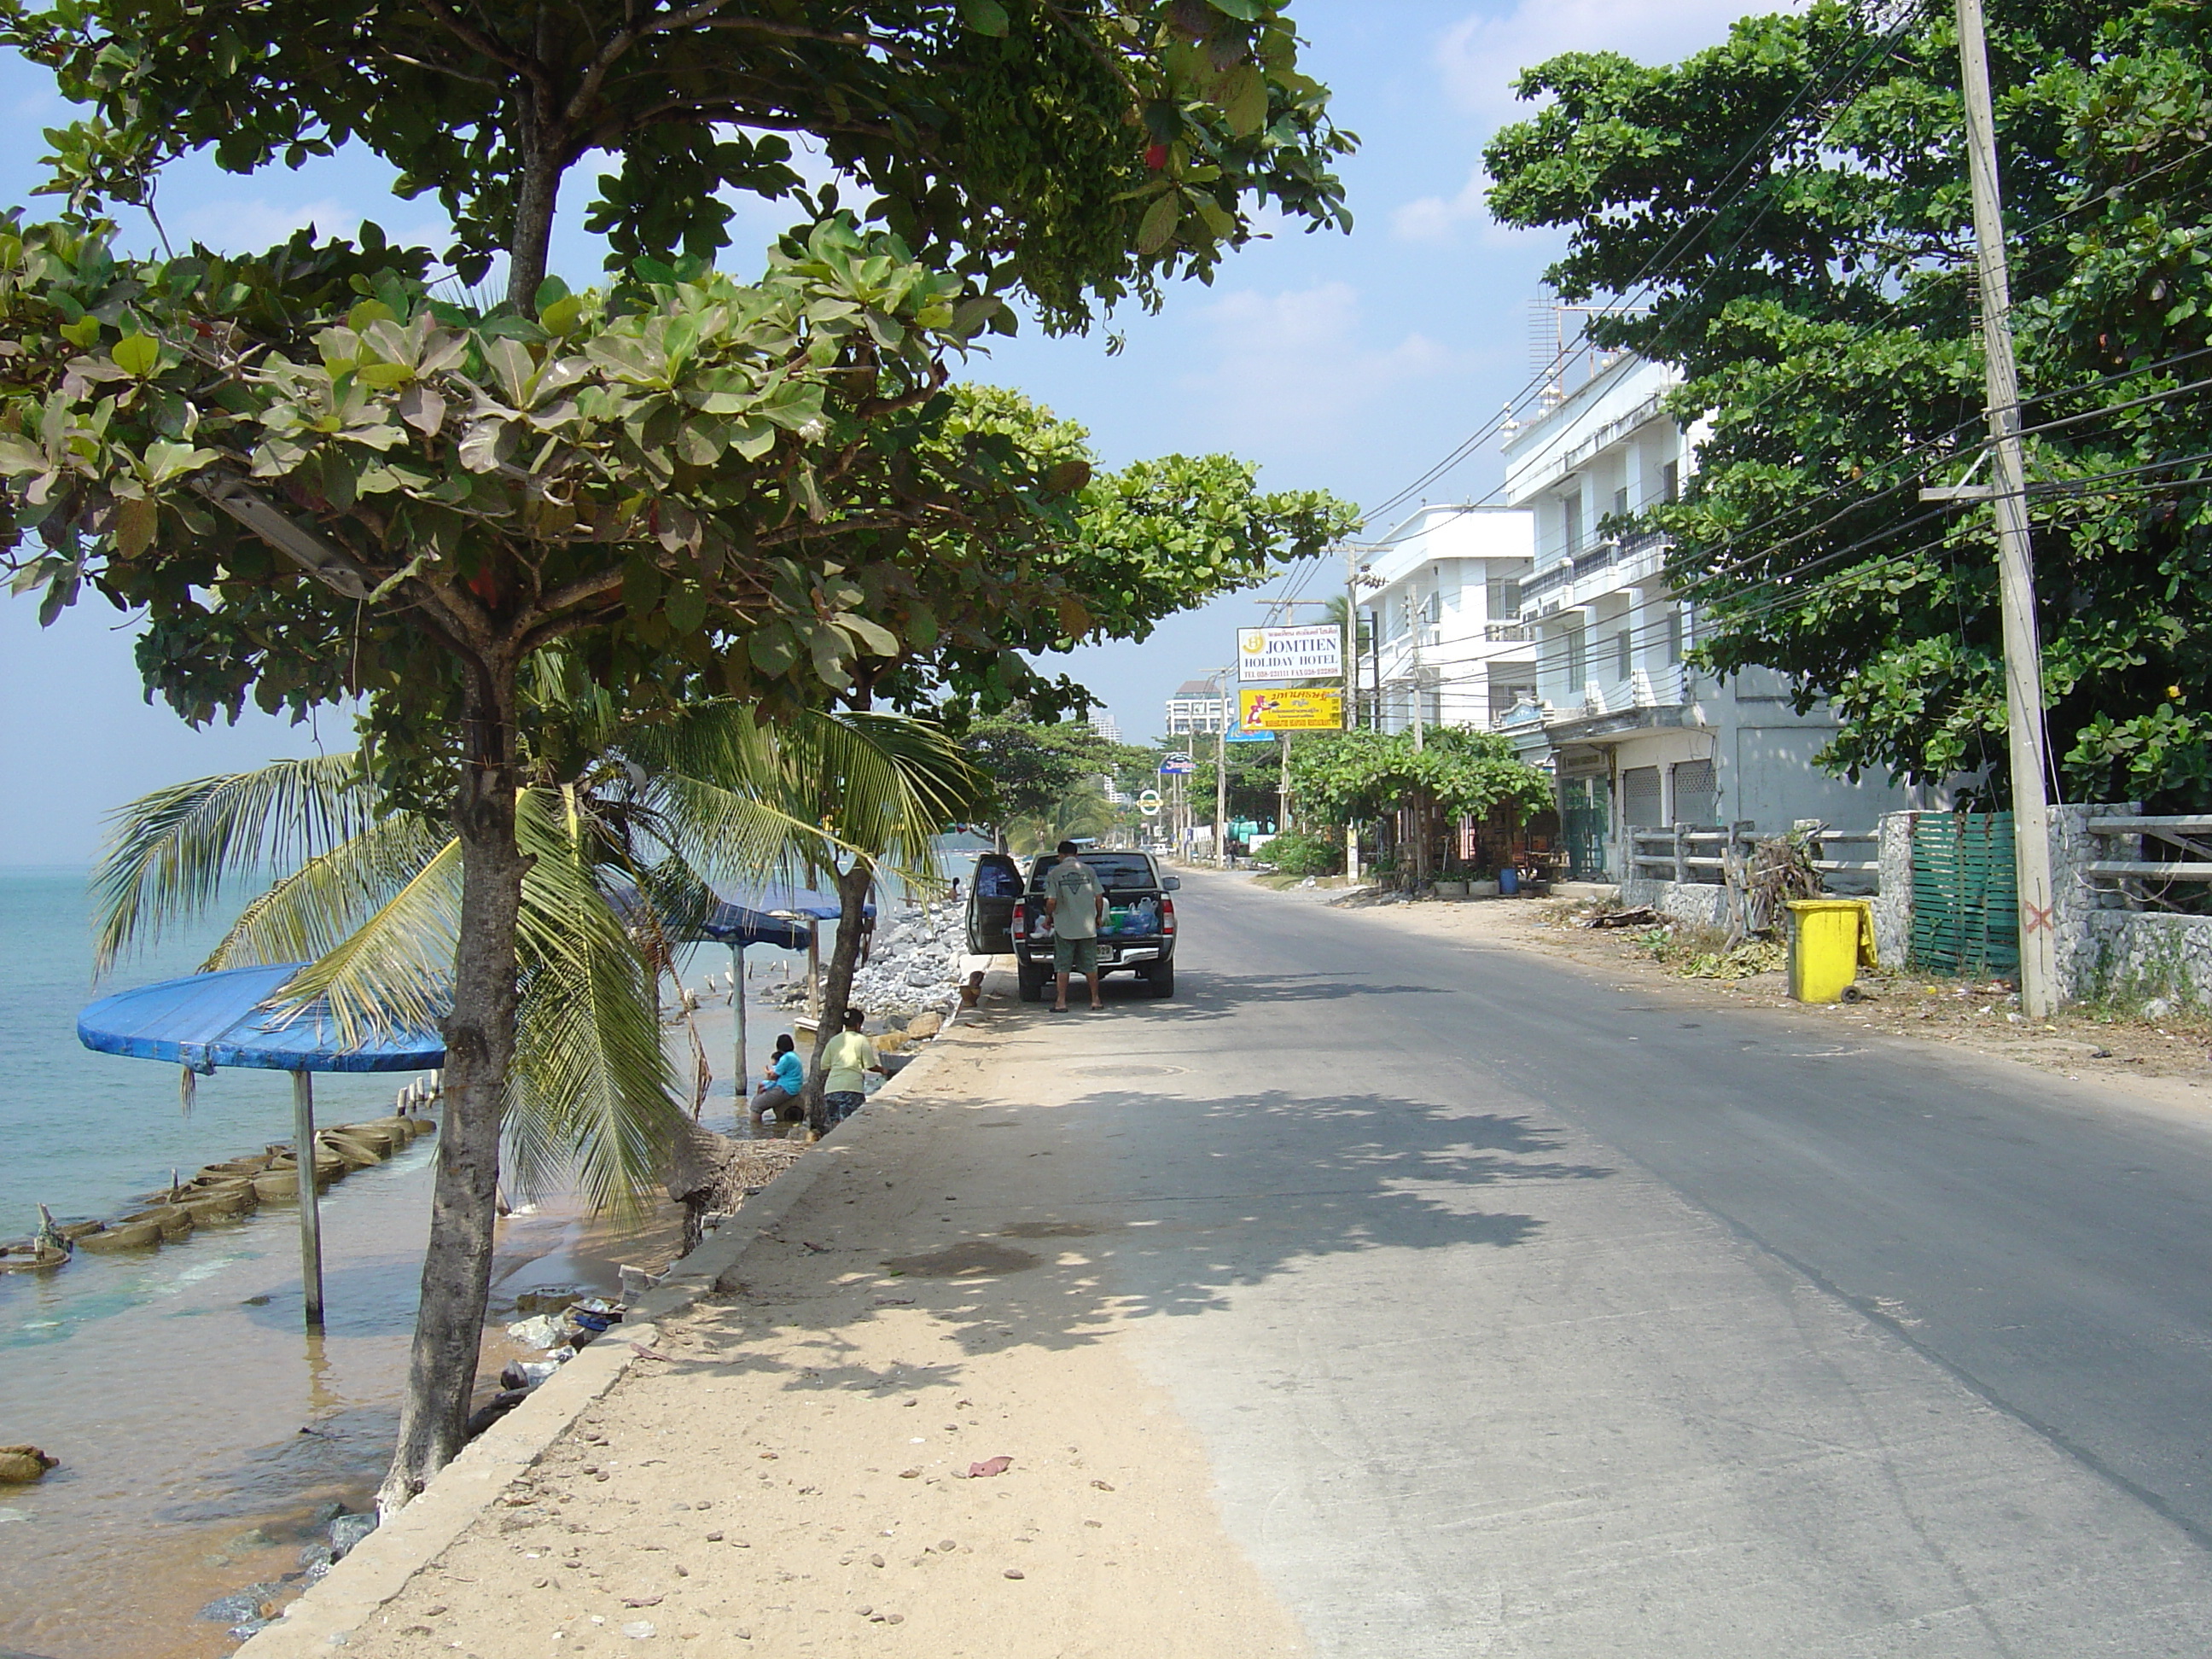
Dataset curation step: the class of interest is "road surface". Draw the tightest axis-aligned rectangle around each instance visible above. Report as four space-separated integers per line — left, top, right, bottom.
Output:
1075 868 2212 1656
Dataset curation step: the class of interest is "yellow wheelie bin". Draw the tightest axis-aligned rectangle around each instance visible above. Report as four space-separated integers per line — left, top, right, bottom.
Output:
1785 898 1877 1004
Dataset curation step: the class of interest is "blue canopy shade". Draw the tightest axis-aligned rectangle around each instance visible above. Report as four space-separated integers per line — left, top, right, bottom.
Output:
689 884 870 948
79 963 447 1074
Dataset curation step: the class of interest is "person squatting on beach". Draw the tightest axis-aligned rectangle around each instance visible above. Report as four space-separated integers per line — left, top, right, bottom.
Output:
820 1006 886 1127
752 1033 805 1126
1043 839 1108 1012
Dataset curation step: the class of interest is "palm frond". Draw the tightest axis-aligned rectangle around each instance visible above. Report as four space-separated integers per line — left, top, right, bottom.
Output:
504 789 683 1214
271 836 464 1047
202 812 452 972
90 753 379 975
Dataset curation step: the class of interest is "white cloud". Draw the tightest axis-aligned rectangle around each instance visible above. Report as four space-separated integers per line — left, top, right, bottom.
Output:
1175 281 1464 453
166 195 358 253
1393 0 1796 242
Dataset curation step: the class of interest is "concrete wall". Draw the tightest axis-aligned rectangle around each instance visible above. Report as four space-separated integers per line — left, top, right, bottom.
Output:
2043 802 2212 1012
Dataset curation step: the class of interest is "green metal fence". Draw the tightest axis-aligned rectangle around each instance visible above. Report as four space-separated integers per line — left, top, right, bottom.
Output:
1560 777 1610 881
1911 812 2018 975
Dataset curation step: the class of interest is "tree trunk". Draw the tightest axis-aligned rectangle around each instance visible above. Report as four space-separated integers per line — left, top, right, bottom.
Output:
507 150 563 311
801 859 876 1137
378 649 524 1516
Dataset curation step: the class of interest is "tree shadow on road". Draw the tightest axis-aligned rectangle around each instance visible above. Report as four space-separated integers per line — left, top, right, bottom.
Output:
1070 968 1460 1019
676 1086 1614 1397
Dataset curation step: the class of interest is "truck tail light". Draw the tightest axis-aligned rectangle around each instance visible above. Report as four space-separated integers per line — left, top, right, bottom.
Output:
1011 900 1028 940
1160 897 1176 935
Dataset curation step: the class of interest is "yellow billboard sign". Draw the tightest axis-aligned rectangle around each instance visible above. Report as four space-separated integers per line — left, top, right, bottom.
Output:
1238 686 1343 731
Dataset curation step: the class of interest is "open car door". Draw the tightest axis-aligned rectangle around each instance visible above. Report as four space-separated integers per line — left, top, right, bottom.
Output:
967 853 1022 953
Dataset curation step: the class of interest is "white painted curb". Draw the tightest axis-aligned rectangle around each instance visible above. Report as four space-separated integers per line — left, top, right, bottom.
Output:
236 1020 980 1656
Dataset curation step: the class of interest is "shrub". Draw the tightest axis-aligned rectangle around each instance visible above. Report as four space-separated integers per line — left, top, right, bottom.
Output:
1266 828 1343 876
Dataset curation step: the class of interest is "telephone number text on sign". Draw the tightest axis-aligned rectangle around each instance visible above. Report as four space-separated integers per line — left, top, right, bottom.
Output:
1237 625 1342 682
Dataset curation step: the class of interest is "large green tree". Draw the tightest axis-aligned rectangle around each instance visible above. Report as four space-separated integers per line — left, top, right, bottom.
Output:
9 0 1353 329
1486 1 2212 807
0 0 1352 1512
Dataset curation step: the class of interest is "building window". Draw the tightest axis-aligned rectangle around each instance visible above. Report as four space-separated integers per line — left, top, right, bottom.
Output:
1612 486 1629 521
1485 575 1522 620
1615 628 1631 680
1665 606 1683 666
1662 460 1679 504
1562 492 1582 557
1621 765 1662 829
1673 758 1716 826
1565 626 1586 690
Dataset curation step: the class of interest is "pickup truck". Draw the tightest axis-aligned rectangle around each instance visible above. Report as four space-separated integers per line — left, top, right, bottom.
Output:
966 849 1180 1000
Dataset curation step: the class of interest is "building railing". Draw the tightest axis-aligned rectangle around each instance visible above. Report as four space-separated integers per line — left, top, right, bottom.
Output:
1522 562 1574 606
1484 622 1534 643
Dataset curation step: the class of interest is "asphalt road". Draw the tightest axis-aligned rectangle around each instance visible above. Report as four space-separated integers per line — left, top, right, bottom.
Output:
1057 868 2212 1656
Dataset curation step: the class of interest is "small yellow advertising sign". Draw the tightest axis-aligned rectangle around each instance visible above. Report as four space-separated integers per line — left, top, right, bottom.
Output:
1238 686 1343 731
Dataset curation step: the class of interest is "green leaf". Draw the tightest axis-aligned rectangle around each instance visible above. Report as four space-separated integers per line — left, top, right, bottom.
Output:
961 0 1010 36
1208 0 1263 17
540 294 585 336
110 335 160 377
665 581 707 635
1138 193 1182 256
60 316 101 349
114 495 157 557
1220 64 1268 137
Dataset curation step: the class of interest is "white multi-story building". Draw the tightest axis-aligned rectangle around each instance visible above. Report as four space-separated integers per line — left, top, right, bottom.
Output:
1163 679 1227 736
1086 713 1122 743
1356 504 1538 735
1499 349 1905 881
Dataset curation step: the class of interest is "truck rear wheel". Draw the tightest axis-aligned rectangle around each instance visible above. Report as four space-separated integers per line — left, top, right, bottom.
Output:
1144 960 1174 998
1017 959 1047 1003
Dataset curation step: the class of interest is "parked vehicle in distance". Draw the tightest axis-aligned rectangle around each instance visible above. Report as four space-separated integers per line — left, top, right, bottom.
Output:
966 849 1180 999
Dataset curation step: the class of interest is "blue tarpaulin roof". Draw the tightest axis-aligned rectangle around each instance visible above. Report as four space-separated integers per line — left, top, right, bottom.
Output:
78 963 447 1074
689 884 870 949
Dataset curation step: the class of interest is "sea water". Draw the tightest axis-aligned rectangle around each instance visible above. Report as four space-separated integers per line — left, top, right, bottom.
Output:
0 871 697 1659
0 869 430 1231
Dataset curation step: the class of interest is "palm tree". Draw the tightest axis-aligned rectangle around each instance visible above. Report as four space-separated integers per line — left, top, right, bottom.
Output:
92 682 976 1508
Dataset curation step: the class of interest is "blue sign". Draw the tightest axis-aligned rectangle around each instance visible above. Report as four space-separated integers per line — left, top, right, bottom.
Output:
1158 761 1195 775
1225 722 1275 742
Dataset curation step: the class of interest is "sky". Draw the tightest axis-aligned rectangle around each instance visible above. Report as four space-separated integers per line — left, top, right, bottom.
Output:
0 0 1770 864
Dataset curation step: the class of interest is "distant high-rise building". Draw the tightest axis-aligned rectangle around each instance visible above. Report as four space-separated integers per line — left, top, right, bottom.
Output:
1087 713 1121 743
1164 680 1226 736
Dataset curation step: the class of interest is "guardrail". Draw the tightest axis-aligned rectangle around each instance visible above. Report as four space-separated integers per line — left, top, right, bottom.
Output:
2085 815 2212 884
1627 824 1878 886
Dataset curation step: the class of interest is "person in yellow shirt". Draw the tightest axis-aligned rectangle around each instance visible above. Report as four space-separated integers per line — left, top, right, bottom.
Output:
820 1005 885 1128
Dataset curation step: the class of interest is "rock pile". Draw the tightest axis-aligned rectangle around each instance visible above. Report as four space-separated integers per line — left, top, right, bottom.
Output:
844 899 974 1021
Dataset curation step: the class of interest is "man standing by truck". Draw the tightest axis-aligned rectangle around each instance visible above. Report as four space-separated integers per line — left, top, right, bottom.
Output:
1043 840 1109 1013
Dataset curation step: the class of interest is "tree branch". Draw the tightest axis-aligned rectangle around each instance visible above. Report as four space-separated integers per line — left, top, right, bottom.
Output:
562 0 748 129
416 0 555 102
188 475 375 601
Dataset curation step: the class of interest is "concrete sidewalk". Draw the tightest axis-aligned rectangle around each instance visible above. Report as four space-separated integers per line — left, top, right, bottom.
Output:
324 981 1305 1659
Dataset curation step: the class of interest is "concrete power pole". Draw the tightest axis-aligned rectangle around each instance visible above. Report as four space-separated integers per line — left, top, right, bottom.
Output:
1953 0 2059 1016
1344 541 1363 881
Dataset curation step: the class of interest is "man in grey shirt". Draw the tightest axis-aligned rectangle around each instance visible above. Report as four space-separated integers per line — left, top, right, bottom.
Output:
1042 840 1108 1012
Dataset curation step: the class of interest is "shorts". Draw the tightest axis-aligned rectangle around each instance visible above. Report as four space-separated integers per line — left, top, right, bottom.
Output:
751 1085 795 1121
824 1090 865 1126
1052 935 1099 975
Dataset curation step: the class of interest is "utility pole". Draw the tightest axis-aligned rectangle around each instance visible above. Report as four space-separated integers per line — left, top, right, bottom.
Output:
1343 542 1363 880
1211 665 1232 870
1408 592 1424 754
1947 0 2058 1016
